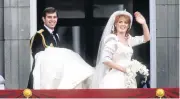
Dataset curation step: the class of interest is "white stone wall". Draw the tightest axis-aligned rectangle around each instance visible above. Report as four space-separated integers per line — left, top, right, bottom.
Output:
4 0 31 89
156 0 179 87
0 0 4 76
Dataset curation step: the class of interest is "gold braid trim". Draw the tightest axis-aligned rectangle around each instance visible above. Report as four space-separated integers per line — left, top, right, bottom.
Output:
30 29 54 53
30 29 47 50
30 34 36 50
39 33 48 48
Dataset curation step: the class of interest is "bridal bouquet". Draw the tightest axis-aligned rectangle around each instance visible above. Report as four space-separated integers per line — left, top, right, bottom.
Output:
124 60 149 88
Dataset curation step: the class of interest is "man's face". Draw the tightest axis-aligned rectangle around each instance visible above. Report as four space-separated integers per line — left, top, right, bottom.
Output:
42 12 58 30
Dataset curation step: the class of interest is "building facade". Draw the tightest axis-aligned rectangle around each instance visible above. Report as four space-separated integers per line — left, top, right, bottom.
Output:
0 0 179 88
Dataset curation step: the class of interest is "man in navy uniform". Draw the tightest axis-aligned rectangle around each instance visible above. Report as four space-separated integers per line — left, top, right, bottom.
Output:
27 7 61 89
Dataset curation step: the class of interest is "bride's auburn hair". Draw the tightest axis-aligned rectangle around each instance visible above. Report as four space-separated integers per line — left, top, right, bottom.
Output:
113 14 131 37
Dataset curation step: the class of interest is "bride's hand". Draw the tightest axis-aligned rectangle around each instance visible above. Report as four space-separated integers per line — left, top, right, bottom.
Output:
122 67 127 73
134 11 146 25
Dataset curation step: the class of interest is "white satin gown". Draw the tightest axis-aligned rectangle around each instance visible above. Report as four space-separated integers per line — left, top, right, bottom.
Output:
32 47 94 89
99 34 145 89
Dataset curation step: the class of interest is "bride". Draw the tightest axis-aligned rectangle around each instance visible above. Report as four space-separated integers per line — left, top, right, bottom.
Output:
32 47 94 89
91 10 150 88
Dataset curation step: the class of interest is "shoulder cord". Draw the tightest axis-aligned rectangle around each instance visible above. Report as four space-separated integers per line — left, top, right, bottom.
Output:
30 29 48 53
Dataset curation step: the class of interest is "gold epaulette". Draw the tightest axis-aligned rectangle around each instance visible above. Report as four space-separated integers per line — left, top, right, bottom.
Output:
36 29 49 48
30 29 44 50
37 29 44 34
30 29 54 52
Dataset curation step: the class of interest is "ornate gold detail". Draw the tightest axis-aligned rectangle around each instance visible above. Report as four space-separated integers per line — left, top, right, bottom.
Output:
23 89 32 98
156 88 165 99
37 29 44 34
30 29 55 53
39 33 48 48
30 29 45 50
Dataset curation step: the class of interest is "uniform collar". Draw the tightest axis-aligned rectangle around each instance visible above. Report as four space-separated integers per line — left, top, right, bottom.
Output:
44 24 54 34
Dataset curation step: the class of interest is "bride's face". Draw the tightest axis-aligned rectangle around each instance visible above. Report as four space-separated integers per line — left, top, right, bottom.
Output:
114 15 130 34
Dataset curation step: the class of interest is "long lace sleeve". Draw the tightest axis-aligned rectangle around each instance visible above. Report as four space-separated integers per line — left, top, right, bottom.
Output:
101 34 118 63
129 35 145 47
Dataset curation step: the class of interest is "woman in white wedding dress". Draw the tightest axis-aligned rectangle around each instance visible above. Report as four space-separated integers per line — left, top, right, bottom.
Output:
91 10 150 89
33 47 94 89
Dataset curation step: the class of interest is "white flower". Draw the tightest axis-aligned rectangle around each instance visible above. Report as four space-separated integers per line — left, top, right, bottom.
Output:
124 60 149 88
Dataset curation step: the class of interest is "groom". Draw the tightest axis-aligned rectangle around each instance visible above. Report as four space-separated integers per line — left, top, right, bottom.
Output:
28 7 63 89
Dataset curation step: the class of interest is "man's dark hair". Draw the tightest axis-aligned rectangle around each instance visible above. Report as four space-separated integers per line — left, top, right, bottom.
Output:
42 7 58 17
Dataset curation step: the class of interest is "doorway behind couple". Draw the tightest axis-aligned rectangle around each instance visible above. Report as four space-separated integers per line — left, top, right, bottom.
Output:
37 0 150 88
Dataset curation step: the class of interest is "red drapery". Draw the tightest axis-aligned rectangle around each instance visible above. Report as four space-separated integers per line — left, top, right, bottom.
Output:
0 88 179 98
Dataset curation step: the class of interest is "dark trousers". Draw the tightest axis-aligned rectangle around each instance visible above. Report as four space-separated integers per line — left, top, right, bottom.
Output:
27 59 35 89
136 72 150 88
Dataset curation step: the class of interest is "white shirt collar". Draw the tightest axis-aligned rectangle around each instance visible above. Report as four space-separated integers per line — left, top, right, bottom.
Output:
44 24 54 34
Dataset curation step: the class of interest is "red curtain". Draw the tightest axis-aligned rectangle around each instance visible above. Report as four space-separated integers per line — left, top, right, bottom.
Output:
0 88 179 98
